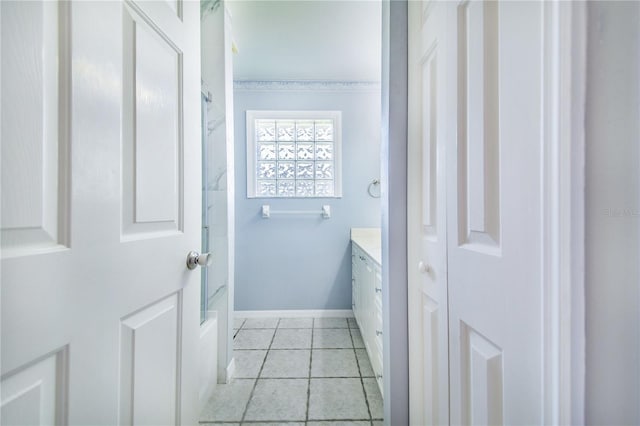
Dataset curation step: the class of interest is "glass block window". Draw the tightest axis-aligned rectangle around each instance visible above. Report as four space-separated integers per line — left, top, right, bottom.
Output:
246 111 342 198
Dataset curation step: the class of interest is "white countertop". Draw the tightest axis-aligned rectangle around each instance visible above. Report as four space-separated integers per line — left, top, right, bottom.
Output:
351 227 381 265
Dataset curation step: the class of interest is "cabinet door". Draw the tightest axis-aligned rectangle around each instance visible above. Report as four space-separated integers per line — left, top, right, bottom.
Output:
352 246 361 326
373 265 384 395
352 248 357 318
365 257 377 358
407 1 451 424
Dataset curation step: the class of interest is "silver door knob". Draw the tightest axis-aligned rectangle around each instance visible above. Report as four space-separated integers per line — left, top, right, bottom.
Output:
418 261 431 274
186 251 212 270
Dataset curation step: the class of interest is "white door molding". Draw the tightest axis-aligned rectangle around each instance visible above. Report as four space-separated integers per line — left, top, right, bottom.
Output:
541 1 586 424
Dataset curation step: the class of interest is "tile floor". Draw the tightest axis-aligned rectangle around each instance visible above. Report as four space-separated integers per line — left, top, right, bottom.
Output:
200 316 383 426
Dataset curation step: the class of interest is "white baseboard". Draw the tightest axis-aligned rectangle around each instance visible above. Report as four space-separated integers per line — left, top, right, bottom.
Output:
235 309 354 318
222 357 235 384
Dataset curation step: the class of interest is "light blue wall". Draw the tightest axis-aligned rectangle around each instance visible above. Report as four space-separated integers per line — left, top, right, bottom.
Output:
234 83 381 311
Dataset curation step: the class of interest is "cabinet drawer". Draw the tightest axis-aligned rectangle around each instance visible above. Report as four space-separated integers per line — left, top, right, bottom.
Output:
375 329 383 357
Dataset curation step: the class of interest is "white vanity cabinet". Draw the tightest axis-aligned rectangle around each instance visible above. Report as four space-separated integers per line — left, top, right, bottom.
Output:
351 230 383 396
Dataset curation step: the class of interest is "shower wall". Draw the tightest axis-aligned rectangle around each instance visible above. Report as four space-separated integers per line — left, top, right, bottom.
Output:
201 3 235 382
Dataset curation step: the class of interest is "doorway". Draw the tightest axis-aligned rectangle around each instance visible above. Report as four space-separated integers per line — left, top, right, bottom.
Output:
199 0 388 423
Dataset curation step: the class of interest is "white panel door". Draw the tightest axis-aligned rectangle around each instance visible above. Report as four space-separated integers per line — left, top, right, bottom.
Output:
447 1 544 424
1 1 201 424
407 1 450 425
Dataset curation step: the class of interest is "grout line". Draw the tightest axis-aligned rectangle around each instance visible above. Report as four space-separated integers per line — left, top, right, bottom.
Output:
260 375 361 380
306 319 314 422
239 319 280 423
307 347 354 350
234 347 308 351
237 418 373 424
232 318 246 339
350 325 373 422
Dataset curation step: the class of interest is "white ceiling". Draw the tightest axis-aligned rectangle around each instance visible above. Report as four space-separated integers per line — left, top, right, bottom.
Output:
226 0 382 82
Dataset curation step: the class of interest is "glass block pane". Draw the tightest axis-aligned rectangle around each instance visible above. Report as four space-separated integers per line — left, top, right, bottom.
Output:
296 180 315 197
315 120 333 141
257 161 276 179
315 142 333 160
296 121 314 141
315 162 334 179
258 143 276 160
251 114 340 198
256 120 276 141
296 143 314 160
316 181 335 197
278 143 295 160
296 162 314 179
277 161 295 179
257 180 276 197
277 120 295 141
277 181 295 197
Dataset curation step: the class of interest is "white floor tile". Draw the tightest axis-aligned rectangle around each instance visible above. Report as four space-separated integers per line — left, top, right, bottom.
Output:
199 379 255 422
244 379 308 421
234 350 267 378
279 317 313 328
261 349 310 378
243 317 279 329
271 328 312 349
308 378 369 420
313 329 353 349
311 349 359 377
234 329 275 350
314 317 349 328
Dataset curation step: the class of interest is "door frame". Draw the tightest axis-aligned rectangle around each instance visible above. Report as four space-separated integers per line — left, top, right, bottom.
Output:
541 1 586 424
381 1 409 425
384 0 587 424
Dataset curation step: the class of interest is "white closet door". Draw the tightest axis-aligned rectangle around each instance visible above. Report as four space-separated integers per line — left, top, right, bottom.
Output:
407 1 451 424
1 1 201 424
409 1 552 424
446 1 545 424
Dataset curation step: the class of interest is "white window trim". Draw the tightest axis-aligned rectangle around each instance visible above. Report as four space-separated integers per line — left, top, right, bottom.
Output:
246 110 343 198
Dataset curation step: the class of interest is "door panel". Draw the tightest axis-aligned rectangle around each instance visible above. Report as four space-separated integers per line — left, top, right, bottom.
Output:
420 294 440 425
119 294 180 426
122 2 184 237
456 0 500 252
132 12 180 224
448 1 544 424
459 323 503 425
0 350 67 425
0 0 70 254
1 1 201 424
407 1 450 424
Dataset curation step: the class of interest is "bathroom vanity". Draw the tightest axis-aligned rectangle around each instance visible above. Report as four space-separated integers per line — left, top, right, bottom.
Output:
350 228 383 396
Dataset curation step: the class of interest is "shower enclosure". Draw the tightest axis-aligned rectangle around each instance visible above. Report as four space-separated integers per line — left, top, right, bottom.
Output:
201 90 212 324
200 0 235 386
